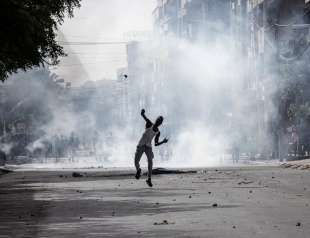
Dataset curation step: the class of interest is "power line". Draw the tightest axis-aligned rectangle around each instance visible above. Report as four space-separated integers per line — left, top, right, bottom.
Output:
64 56 126 60
67 52 127 55
65 55 127 59
58 41 128 46
54 61 126 67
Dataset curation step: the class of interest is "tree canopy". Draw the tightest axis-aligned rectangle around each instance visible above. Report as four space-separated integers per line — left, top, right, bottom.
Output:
0 0 81 81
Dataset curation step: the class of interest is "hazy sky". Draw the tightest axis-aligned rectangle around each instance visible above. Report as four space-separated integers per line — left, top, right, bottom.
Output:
54 0 156 83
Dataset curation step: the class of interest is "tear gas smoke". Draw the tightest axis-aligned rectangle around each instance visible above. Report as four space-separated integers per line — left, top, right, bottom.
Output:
4 1 305 168
0 26 268 168
126 35 254 167
0 142 13 155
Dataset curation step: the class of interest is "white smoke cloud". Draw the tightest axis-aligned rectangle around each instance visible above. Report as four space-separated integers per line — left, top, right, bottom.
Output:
129 35 249 167
0 142 13 155
4 1 286 169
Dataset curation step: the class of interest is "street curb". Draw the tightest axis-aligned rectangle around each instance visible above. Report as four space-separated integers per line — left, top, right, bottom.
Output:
0 167 14 176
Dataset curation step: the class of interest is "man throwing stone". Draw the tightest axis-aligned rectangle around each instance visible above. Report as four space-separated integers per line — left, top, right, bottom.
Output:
135 109 169 187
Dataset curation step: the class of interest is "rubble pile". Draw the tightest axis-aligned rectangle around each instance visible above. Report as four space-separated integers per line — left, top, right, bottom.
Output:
280 160 310 171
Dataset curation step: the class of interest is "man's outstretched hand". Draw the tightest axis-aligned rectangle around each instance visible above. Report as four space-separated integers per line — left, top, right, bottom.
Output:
163 138 169 144
141 109 145 115
155 137 169 147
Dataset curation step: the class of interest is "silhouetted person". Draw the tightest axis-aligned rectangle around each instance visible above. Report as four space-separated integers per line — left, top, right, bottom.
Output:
135 109 168 187
0 150 6 166
232 145 240 164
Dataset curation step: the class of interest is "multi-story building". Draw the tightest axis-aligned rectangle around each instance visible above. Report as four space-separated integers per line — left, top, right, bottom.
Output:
231 0 310 158
154 0 231 41
152 0 310 158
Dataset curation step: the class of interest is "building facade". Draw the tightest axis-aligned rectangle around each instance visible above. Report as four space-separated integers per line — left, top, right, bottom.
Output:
231 0 310 158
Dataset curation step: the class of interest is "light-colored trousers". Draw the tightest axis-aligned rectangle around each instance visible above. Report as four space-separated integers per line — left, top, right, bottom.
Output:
134 145 154 179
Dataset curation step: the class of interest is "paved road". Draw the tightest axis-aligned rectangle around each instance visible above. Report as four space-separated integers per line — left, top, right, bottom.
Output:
0 166 309 238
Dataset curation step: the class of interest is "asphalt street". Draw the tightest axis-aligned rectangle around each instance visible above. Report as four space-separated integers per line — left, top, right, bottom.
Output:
0 165 309 238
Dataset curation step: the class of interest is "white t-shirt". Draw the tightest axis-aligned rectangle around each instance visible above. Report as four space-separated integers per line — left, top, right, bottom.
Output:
138 125 159 147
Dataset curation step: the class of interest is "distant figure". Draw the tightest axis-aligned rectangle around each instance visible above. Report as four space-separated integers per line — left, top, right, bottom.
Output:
0 150 6 166
232 145 240 164
291 126 299 157
135 109 169 187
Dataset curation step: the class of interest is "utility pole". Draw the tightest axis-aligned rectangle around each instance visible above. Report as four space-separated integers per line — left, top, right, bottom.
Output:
202 0 207 24
3 120 6 139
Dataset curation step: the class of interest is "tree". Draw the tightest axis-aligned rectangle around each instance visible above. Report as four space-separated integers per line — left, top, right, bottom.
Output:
0 0 81 81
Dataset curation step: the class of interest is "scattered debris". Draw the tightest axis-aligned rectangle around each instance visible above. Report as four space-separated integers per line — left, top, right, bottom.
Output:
281 163 293 168
0 167 13 175
147 168 197 175
192 181 216 184
301 165 310 170
208 177 234 180
281 161 310 170
72 172 83 178
238 180 254 185
291 165 301 169
154 220 174 225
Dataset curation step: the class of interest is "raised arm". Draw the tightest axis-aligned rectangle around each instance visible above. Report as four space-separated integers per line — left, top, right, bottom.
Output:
141 109 153 128
154 132 169 147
